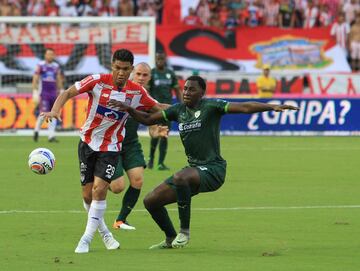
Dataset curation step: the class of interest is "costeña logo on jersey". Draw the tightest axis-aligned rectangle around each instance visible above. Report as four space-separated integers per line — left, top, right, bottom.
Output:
178 120 202 132
96 104 126 122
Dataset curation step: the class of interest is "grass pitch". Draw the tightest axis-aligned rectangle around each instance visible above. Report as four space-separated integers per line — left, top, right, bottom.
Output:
1 135 360 271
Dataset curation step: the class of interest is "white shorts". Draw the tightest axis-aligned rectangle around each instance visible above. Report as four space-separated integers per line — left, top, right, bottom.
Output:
351 41 360 59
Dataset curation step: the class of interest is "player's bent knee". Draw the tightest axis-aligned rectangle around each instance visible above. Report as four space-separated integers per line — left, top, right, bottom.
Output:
130 178 143 189
173 173 188 186
110 177 125 194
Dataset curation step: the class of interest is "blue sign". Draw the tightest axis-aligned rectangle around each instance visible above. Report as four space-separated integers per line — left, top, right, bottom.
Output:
219 98 359 133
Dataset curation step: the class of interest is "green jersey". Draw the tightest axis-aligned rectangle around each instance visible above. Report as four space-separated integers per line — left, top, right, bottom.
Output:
163 99 229 166
149 68 179 104
122 117 139 146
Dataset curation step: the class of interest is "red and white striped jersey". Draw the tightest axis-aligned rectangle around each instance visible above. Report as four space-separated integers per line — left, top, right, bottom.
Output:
74 74 157 152
331 22 350 49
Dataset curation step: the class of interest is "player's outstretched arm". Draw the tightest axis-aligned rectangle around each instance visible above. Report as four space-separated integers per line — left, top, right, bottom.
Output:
40 85 78 122
107 100 164 125
227 102 299 114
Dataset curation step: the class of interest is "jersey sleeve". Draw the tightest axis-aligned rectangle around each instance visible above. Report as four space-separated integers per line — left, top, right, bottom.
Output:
137 86 158 111
211 99 229 115
74 74 101 94
162 103 181 122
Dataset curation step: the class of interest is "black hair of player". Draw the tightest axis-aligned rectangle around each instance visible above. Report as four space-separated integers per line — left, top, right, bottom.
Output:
187 75 206 93
112 49 134 65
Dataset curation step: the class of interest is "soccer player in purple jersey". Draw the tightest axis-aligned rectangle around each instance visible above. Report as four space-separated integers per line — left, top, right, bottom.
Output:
32 48 63 142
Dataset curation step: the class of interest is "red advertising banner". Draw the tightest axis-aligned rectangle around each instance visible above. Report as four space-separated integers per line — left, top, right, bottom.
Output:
156 25 350 73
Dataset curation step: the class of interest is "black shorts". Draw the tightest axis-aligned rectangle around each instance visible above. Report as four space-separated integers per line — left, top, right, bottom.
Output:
78 140 120 185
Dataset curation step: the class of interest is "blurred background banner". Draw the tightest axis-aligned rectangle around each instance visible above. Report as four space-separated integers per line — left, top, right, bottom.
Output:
156 25 350 72
1 94 358 134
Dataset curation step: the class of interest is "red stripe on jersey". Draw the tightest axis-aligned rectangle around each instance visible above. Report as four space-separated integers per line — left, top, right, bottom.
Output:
115 121 126 150
84 87 112 144
99 119 126 151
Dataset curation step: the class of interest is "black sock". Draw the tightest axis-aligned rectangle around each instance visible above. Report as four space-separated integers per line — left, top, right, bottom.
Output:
158 137 168 165
150 138 159 161
117 186 140 222
175 184 191 230
148 206 177 238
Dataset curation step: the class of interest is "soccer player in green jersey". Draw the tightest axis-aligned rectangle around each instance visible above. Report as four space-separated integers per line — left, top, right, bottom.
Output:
108 75 298 249
147 51 182 170
111 62 168 230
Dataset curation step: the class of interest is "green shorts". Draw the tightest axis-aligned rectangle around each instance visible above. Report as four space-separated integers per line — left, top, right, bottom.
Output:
165 160 227 196
113 141 146 179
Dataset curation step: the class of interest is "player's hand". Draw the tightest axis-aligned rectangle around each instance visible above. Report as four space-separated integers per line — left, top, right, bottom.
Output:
32 90 39 106
273 104 299 112
107 99 130 111
40 111 62 122
149 125 169 138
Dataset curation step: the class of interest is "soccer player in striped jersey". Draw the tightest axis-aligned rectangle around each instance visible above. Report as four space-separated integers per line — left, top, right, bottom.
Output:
41 49 164 253
108 75 299 249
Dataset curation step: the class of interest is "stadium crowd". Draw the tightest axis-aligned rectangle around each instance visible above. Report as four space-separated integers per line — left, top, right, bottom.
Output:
0 0 359 27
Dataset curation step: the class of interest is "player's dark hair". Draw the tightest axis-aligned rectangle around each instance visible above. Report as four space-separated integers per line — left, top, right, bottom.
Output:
112 49 134 64
187 75 206 92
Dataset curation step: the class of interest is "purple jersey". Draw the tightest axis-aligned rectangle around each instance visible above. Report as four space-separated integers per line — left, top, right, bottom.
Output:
35 61 60 99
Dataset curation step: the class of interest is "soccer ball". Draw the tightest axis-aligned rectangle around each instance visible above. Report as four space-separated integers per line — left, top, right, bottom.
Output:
28 148 56 175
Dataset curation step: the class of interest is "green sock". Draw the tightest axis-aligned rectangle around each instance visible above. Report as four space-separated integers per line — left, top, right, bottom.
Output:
158 137 168 165
148 206 177 238
175 184 191 230
150 138 159 161
117 186 141 222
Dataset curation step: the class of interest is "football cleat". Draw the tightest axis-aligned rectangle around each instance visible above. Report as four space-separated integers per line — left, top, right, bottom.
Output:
171 233 189 248
112 220 136 230
102 233 120 250
149 240 173 250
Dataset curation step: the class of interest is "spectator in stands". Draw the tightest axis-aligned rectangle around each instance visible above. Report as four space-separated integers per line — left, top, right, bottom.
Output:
196 0 211 26
137 0 156 17
256 64 276 98
1 0 22 16
293 0 307 28
59 0 77 17
319 4 331 26
320 0 341 22
331 12 350 57
247 1 261 27
153 0 163 24
27 0 45 16
183 7 202 26
343 0 360 25
208 10 223 28
303 0 319 28
93 0 119 16
119 0 134 16
264 0 280 27
279 0 295 28
349 12 360 70
225 9 240 33
45 0 59 16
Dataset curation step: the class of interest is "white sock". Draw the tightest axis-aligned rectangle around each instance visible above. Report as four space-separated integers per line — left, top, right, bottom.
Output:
81 200 107 243
35 115 44 132
82 200 110 237
48 118 57 139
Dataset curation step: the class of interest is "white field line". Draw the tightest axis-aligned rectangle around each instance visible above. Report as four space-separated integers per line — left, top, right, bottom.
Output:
1 205 360 214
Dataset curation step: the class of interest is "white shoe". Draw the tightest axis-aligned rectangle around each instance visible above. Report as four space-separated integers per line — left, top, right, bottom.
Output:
102 233 120 250
171 233 189 248
113 220 136 230
75 239 90 253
